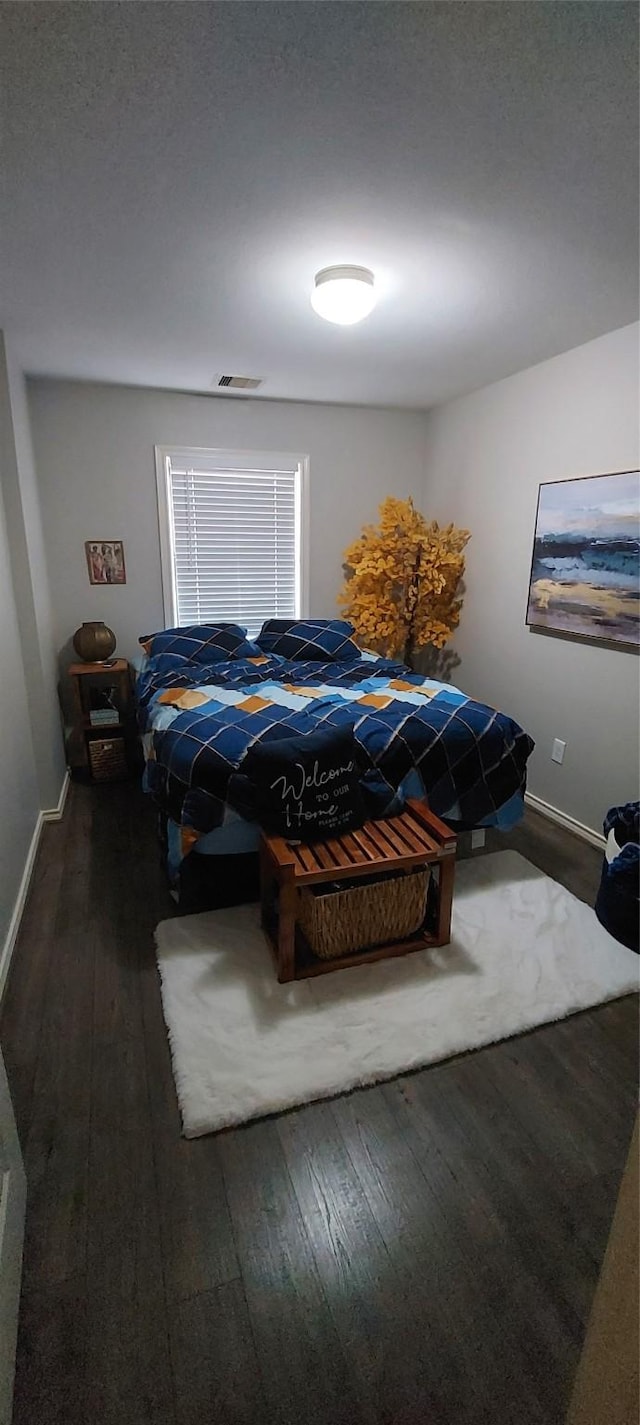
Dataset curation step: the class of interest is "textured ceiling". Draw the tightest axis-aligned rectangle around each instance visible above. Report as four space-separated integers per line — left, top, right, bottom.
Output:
0 1 638 408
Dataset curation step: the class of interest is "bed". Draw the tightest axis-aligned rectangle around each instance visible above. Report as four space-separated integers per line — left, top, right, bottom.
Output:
136 621 535 890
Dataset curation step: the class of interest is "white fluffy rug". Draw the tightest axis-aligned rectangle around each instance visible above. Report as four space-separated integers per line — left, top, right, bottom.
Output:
155 851 638 1137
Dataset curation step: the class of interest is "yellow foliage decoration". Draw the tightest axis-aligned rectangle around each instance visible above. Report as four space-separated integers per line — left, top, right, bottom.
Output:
339 497 470 663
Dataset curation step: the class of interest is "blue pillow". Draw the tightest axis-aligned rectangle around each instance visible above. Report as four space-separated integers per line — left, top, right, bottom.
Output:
243 726 365 841
139 623 262 662
257 618 361 662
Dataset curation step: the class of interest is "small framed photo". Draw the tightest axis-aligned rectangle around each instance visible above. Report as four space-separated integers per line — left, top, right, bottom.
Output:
85 540 126 585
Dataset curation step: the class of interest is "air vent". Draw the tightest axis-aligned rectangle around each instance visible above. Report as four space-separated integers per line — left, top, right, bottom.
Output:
215 374 263 390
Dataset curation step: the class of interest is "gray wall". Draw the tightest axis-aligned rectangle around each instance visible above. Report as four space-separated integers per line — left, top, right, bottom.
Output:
27 381 427 660
0 369 40 957
2 340 66 808
422 322 640 834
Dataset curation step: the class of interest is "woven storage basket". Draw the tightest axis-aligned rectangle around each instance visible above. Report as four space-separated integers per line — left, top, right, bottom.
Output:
88 736 127 782
297 867 429 960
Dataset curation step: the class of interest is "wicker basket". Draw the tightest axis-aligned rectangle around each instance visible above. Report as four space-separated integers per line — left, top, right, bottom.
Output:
297 867 429 960
88 736 127 782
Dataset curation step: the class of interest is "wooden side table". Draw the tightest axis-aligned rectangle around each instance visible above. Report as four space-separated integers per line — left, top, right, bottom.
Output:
67 659 139 781
260 799 457 983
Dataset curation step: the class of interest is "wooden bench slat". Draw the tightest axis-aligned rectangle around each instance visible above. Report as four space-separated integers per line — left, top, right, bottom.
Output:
324 837 352 868
336 832 363 864
371 819 410 857
361 821 399 858
312 841 340 873
287 855 411 885
293 843 320 874
395 814 438 855
407 798 456 847
348 827 380 862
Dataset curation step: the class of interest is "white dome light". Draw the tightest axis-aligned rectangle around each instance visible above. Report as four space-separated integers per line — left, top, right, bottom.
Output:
311 265 376 325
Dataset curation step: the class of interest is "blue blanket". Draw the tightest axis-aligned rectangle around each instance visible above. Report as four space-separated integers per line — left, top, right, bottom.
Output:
137 652 534 870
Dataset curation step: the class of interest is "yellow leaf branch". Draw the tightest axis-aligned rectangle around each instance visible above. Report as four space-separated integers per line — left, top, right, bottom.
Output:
339 497 470 664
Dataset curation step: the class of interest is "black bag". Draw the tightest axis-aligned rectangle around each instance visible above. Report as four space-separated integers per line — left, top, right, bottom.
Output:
595 801 639 954
243 726 365 842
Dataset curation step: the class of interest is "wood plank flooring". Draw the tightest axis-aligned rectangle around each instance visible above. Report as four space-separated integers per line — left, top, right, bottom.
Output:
1 783 637 1425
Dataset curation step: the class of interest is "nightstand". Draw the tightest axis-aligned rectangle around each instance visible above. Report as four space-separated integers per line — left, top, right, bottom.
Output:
68 659 139 782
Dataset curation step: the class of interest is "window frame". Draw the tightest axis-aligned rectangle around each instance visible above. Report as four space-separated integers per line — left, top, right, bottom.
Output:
154 444 310 631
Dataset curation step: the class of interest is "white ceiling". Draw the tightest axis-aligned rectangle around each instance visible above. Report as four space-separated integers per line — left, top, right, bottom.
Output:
0 1 637 409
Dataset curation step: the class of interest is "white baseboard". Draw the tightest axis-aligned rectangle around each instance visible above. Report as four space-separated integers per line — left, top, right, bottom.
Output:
42 768 70 822
0 815 43 1001
0 770 70 1000
524 791 605 851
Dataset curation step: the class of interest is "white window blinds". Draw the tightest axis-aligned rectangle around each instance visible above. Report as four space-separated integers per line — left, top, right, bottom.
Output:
161 450 304 637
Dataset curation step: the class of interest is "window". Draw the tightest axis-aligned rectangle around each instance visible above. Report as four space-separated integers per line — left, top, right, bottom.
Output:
155 446 309 637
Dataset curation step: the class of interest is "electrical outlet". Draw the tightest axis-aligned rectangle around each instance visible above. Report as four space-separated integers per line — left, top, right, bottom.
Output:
471 829 486 849
551 738 566 764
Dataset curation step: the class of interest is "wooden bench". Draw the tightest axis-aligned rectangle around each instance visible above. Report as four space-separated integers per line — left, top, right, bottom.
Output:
259 798 457 983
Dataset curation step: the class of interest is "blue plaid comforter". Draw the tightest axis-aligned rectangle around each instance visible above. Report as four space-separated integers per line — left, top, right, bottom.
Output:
137 652 534 865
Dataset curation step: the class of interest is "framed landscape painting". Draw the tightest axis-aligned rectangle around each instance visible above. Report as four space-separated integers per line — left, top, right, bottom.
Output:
526 470 639 648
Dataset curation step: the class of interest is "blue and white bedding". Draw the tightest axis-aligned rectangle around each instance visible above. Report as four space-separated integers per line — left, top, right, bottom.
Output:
137 641 534 881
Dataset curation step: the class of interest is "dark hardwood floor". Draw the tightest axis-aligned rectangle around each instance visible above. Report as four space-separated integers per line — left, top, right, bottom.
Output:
1 784 637 1425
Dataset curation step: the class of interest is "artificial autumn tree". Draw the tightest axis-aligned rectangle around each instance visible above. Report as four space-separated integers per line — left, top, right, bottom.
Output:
339 497 470 666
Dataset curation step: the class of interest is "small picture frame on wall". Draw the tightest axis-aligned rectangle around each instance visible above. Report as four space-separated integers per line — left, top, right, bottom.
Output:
85 540 126 585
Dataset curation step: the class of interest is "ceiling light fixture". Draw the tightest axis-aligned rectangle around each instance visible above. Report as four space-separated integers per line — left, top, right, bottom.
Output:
310 265 376 325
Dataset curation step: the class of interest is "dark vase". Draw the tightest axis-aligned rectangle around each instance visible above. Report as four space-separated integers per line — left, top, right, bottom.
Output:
73 621 116 663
